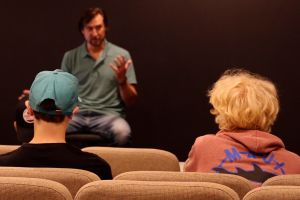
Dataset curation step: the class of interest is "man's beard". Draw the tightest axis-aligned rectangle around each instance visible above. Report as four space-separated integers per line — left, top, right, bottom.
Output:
89 37 104 47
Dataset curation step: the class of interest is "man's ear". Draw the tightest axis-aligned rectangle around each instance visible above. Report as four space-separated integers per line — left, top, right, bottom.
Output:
25 100 34 116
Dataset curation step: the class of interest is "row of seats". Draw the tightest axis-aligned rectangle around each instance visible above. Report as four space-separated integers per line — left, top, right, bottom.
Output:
0 145 299 199
0 145 181 177
0 170 299 200
0 167 99 197
0 167 254 198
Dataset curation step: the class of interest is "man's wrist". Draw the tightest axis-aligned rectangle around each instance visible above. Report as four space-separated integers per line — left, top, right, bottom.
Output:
119 77 127 86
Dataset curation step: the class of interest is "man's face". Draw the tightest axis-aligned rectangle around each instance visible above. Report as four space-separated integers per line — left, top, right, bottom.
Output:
82 14 106 48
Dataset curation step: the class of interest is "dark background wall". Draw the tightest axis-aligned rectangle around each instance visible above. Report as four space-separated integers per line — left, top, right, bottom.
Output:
1 0 299 161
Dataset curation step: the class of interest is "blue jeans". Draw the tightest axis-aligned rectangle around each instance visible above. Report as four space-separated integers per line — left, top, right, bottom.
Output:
67 111 131 146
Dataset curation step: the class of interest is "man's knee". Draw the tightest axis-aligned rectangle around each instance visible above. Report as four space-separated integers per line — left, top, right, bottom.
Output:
110 118 131 145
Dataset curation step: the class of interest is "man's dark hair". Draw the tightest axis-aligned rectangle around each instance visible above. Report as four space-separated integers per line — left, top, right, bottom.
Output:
78 7 108 32
33 99 67 123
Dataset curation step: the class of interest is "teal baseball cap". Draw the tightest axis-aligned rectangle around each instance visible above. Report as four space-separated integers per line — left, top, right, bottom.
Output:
29 69 79 115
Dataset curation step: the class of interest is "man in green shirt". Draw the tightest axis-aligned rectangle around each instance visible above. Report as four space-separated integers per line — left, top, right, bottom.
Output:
61 7 138 146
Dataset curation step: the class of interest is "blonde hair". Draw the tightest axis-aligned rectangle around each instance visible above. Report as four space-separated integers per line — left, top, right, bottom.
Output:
208 69 279 132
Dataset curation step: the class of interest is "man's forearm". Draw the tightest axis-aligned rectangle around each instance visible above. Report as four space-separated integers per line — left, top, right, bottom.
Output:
119 82 137 107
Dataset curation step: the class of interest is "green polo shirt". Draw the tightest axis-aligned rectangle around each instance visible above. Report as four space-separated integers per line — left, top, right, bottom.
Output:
61 40 137 117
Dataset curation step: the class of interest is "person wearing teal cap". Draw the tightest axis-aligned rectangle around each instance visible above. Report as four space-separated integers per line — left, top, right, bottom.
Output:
0 70 112 180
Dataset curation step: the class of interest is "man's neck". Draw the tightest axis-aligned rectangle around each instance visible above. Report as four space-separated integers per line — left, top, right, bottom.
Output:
30 120 67 144
86 42 105 60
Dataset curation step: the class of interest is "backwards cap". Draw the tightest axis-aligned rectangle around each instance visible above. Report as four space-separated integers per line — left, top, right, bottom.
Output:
29 69 78 115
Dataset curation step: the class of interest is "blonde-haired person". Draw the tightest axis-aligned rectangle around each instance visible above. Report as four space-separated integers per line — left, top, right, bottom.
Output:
184 69 300 185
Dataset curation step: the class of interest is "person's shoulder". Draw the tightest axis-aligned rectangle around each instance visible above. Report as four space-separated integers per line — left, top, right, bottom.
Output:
82 151 109 164
107 41 130 55
78 149 99 159
276 148 300 160
189 134 217 151
194 134 217 144
272 148 300 173
66 144 108 163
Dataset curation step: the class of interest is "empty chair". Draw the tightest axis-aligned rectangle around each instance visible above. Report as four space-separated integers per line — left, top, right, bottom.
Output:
0 145 19 155
75 180 239 200
263 174 300 186
114 171 255 199
82 147 180 177
0 176 72 200
0 167 100 197
243 185 300 200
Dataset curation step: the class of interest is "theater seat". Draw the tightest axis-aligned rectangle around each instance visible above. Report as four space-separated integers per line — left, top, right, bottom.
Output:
263 174 300 186
0 145 20 155
243 185 300 200
82 147 180 177
74 180 239 200
0 167 100 197
114 171 255 199
0 177 72 200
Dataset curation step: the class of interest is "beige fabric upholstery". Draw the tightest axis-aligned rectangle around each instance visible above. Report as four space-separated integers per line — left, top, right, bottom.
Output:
243 185 300 200
0 167 100 197
263 174 300 186
82 147 180 177
75 180 239 200
179 161 185 171
0 145 20 154
114 171 255 199
0 177 72 200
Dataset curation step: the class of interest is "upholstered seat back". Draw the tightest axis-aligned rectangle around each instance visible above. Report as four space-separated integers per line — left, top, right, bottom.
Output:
82 147 180 177
0 177 72 200
0 145 20 155
75 180 239 200
263 174 300 186
243 185 300 200
114 171 255 199
0 167 100 197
